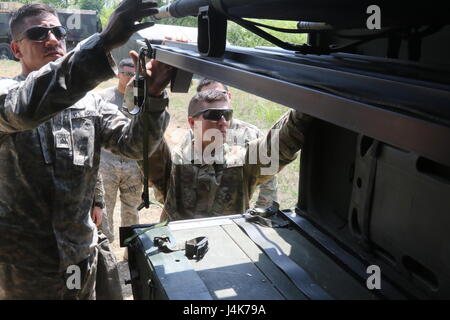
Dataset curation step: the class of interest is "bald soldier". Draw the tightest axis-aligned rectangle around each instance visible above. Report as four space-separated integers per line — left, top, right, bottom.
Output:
141 90 311 221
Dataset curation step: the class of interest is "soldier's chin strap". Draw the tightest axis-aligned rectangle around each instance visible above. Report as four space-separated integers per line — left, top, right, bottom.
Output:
131 40 154 211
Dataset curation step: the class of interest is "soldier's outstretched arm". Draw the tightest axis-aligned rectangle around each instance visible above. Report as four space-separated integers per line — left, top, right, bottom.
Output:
245 110 312 184
100 53 174 160
99 93 170 160
144 138 173 202
0 0 159 134
255 176 278 209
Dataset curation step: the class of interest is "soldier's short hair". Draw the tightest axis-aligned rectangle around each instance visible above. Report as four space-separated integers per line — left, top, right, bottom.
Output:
119 58 134 70
196 78 229 93
9 3 58 41
188 90 229 117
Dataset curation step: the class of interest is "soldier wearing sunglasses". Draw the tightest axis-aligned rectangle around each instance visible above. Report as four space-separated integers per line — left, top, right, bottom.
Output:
0 1 173 300
195 79 279 210
142 89 312 222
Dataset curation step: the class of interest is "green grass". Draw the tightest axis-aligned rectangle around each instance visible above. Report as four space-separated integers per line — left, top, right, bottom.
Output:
0 60 300 210
0 60 21 78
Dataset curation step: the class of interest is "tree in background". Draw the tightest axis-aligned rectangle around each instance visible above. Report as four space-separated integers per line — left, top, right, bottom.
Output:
75 0 105 12
227 20 307 48
153 0 306 47
98 6 114 28
4 0 71 9
152 0 196 27
5 0 306 47
4 0 116 29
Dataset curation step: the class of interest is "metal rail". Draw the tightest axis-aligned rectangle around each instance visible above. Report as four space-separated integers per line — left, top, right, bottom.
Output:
154 44 450 167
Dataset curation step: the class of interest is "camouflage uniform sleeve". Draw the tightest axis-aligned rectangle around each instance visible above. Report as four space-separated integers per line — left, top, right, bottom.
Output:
255 176 278 209
99 89 170 160
137 138 172 203
246 124 279 208
245 109 312 186
93 173 105 204
0 34 115 134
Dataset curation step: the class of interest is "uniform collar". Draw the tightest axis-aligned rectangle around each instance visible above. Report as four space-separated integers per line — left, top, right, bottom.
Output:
14 74 27 82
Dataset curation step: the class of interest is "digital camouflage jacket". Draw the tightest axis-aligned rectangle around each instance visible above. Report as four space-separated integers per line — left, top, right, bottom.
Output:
145 110 310 221
177 118 279 209
0 34 169 271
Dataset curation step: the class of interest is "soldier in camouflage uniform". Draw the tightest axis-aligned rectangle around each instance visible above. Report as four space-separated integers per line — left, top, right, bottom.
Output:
141 90 311 221
196 79 278 209
97 58 142 243
0 1 172 299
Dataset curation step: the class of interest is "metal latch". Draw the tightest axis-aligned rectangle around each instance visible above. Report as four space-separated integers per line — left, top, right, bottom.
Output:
153 235 209 261
185 236 209 261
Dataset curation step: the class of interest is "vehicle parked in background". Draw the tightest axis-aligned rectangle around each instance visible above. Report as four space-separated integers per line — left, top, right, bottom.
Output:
0 1 101 60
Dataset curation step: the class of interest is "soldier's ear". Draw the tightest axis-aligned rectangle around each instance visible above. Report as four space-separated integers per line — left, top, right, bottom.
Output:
188 116 195 130
10 42 23 59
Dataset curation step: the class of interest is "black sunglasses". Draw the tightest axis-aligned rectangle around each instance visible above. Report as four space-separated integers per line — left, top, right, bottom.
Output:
191 108 233 121
120 71 135 77
18 26 67 42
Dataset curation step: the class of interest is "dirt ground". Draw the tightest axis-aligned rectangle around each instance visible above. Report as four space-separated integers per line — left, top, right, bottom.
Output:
108 107 189 300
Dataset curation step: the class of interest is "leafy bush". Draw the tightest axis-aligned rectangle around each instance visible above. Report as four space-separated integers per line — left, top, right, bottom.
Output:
157 14 307 48
99 6 114 28
227 19 307 48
